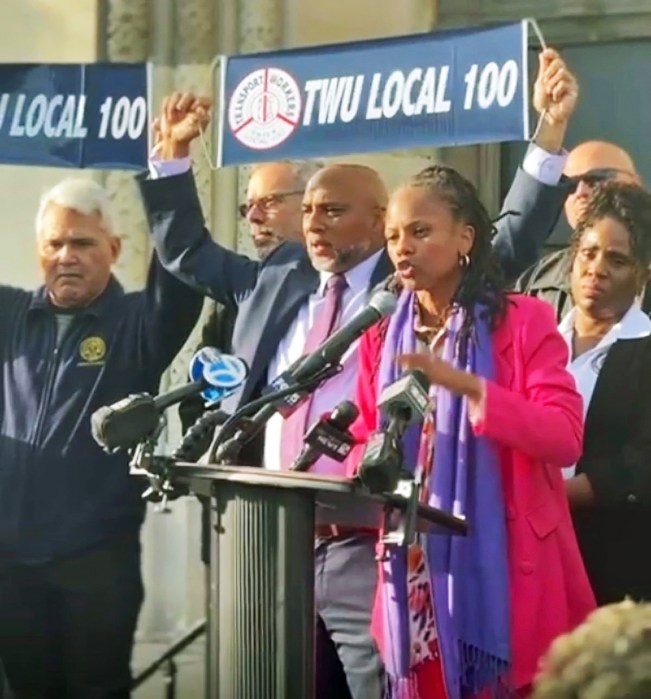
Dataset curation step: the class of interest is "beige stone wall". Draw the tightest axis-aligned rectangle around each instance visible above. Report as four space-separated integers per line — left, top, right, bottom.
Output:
437 0 651 42
0 0 99 287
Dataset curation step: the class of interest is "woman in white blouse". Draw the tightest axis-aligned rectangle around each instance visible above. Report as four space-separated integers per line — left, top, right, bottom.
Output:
559 181 651 605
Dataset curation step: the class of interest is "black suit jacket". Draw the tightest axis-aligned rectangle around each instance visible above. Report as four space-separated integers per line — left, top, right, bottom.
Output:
574 336 651 604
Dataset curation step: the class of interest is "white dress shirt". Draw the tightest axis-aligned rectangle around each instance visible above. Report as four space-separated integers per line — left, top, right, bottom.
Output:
264 250 383 473
558 303 651 478
522 143 567 186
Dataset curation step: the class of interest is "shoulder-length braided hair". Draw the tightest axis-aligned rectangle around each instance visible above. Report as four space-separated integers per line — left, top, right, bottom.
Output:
405 164 508 344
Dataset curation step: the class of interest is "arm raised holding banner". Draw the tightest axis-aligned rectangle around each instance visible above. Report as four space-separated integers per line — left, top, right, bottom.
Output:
492 48 579 282
139 93 281 308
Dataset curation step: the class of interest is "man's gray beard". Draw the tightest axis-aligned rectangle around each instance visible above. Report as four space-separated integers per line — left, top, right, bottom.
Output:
309 244 370 273
255 240 280 261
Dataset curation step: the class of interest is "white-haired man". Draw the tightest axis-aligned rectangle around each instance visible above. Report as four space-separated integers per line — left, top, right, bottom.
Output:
0 178 202 698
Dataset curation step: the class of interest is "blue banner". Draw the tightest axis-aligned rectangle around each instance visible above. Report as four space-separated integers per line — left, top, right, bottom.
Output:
219 21 530 166
0 63 148 170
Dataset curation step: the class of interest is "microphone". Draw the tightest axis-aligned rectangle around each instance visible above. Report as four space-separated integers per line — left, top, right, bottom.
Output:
377 369 430 424
213 289 397 462
91 350 249 453
174 408 231 462
265 289 398 417
293 289 397 381
357 370 430 494
291 400 359 472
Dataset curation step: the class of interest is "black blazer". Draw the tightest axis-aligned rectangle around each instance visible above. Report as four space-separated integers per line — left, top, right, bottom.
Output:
574 335 651 605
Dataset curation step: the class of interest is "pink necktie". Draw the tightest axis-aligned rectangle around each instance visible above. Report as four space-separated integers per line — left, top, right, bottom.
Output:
280 274 348 468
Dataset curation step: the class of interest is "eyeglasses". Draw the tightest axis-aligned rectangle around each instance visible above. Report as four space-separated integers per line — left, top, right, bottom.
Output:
567 168 637 192
238 190 303 219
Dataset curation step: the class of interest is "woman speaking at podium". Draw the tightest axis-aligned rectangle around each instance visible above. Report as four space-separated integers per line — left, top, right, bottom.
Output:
347 165 595 699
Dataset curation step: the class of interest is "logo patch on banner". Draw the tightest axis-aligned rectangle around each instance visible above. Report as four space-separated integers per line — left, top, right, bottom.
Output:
79 336 107 364
228 67 302 150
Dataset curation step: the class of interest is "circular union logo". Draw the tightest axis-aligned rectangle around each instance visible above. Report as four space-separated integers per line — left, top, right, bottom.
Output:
228 67 302 150
79 336 106 363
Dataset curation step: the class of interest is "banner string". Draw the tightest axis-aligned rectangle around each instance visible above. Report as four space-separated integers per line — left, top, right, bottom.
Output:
197 55 222 170
527 18 549 144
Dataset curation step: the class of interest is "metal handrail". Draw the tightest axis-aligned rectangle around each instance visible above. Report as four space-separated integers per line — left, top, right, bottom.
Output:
131 619 206 698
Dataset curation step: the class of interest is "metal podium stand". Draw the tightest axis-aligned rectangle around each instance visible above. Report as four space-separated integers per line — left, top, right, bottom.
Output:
166 463 467 699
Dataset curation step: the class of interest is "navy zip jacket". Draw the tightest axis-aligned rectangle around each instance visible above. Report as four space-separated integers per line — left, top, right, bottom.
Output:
0 259 202 563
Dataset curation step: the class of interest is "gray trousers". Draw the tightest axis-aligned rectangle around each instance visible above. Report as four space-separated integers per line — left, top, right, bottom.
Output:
314 533 384 699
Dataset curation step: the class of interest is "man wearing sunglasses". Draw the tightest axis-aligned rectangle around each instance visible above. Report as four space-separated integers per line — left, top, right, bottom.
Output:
515 141 644 320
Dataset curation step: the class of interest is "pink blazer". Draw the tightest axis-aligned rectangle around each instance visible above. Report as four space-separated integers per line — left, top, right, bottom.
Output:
348 294 596 689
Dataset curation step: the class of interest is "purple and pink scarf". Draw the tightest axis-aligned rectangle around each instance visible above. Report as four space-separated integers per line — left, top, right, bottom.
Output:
377 289 511 699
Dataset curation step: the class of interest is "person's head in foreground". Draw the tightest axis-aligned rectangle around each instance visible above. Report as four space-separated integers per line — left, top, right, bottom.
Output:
532 600 651 699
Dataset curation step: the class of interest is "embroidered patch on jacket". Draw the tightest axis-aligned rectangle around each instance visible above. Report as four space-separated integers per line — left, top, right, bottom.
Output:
78 336 107 365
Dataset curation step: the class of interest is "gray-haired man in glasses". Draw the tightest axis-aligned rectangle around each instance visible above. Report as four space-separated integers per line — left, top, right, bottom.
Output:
515 140 645 321
179 160 322 432
242 160 323 259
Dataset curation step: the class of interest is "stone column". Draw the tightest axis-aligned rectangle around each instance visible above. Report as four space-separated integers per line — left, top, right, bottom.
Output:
432 0 503 213
235 0 285 256
166 0 220 627
104 0 151 291
155 0 217 401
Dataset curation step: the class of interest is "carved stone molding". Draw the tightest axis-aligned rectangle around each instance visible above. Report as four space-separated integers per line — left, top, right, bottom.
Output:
436 0 651 44
239 0 284 52
235 0 284 257
106 0 150 61
164 0 216 401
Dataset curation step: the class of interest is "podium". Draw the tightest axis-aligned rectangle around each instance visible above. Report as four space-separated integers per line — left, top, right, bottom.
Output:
166 463 467 699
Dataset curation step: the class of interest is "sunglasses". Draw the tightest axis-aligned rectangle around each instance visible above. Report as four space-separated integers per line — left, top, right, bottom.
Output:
567 168 636 193
238 190 303 219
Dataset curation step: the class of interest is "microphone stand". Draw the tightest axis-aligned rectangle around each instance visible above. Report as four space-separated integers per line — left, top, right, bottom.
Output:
128 364 342 508
129 425 187 513
209 362 342 464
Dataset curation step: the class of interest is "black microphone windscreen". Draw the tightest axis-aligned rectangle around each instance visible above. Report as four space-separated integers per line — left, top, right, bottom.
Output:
330 400 359 427
91 394 160 453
